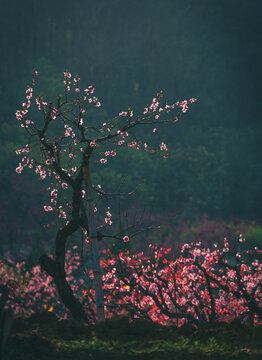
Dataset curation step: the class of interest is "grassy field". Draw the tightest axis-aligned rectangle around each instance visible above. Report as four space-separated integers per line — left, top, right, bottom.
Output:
2 313 262 360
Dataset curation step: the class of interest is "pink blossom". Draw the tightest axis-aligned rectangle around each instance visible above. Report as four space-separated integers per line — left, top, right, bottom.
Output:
105 218 112 225
90 140 98 148
16 163 23 174
160 142 168 151
50 189 58 198
44 205 53 212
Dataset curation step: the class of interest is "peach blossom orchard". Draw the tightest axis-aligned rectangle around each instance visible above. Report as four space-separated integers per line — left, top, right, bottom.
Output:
1 239 262 325
2 71 261 325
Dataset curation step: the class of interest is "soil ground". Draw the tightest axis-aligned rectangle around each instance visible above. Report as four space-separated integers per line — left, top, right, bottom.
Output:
1 313 262 360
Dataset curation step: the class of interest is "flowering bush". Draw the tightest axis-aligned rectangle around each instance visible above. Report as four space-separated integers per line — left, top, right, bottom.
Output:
0 247 95 321
102 237 262 326
1 237 261 327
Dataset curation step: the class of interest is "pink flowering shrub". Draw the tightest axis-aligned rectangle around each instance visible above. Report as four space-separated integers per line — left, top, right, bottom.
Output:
1 238 261 326
101 238 262 326
0 247 95 321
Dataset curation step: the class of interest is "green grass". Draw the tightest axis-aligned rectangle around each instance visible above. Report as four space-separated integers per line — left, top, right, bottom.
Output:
2 313 262 360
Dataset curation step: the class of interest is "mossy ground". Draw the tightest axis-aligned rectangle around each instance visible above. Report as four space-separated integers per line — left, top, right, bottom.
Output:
2 313 262 360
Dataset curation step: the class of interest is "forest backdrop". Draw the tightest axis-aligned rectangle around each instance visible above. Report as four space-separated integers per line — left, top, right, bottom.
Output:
1 0 262 262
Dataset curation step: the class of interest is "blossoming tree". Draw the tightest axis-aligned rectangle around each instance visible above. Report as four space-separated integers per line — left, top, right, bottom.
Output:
15 70 196 322
102 238 262 326
1 238 261 326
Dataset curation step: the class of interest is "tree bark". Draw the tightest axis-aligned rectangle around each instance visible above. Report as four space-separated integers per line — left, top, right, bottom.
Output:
39 220 88 322
39 254 88 322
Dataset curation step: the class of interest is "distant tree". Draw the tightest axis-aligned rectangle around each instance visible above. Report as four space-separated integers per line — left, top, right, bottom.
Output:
15 70 196 322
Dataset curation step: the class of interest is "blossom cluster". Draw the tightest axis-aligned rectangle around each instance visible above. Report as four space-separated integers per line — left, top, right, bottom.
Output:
101 238 262 326
1 239 261 326
0 247 95 321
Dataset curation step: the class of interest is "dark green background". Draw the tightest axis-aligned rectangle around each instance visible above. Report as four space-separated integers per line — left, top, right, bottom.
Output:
0 0 261 257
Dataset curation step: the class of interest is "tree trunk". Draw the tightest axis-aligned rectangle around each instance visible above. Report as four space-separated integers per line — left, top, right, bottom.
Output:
39 219 88 322
39 254 88 322
82 164 105 321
